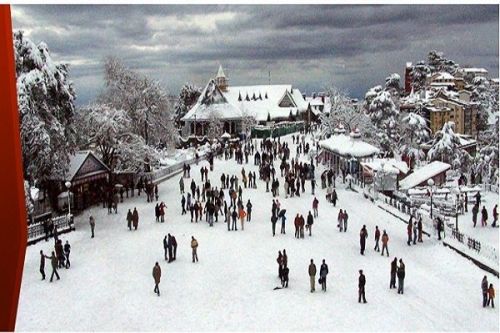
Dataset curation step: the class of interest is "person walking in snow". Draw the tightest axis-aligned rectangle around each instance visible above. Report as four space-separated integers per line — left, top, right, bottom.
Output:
381 230 389 256
39 250 46 280
320 259 329 292
390 257 397 289
413 221 418 245
332 189 338 207
280 212 287 235
358 270 367 303
152 262 161 296
64 240 71 269
312 197 319 217
493 204 498 228
481 206 488 227
482 276 489 307
163 236 169 262
155 203 160 222
48 251 60 282
281 265 289 288
374 226 380 252
309 259 317 293
277 251 284 280
306 211 314 236
343 210 348 232
239 207 246 231
167 234 174 262
171 235 177 261
417 217 423 242
126 209 133 230
231 208 238 231
472 203 479 227
271 214 278 236
132 207 139 230
191 236 199 263
246 200 253 222
487 284 495 308
397 259 405 294
337 209 344 232
407 220 413 246
89 215 95 238
159 202 166 222
359 225 368 255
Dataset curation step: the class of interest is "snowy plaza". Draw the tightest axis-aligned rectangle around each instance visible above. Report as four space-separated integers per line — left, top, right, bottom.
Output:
16 134 499 331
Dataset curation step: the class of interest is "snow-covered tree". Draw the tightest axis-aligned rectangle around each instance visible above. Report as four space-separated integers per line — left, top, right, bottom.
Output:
427 122 466 167
24 180 34 216
174 83 201 121
100 57 176 148
364 89 399 155
409 61 431 91
470 76 496 132
75 104 159 172
15 31 76 184
240 106 256 136
206 111 223 142
427 50 458 75
399 112 430 168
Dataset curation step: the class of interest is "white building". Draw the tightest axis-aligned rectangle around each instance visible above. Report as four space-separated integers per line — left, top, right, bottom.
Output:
180 65 309 137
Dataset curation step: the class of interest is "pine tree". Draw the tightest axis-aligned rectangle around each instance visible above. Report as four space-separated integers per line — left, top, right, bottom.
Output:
175 83 202 121
428 122 465 167
15 31 76 184
399 112 430 169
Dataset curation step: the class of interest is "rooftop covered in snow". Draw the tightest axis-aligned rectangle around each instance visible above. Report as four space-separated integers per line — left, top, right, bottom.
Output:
319 130 380 158
399 161 451 190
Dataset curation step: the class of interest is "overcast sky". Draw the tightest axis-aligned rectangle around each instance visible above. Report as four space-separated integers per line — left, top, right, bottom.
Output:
11 4 499 105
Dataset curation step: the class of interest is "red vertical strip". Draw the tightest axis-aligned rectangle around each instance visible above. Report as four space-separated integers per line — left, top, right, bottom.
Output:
0 5 28 331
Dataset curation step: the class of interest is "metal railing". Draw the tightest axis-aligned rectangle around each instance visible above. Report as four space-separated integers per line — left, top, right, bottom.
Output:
27 214 74 244
446 224 499 266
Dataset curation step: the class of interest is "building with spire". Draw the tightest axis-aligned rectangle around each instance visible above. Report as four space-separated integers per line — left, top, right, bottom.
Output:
180 65 309 137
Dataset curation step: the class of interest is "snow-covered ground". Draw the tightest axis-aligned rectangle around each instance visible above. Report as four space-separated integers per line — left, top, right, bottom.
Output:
16 134 499 331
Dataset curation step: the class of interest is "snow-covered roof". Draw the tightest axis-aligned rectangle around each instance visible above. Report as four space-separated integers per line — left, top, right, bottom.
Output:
319 133 379 158
460 67 488 74
431 72 455 81
182 79 308 122
362 158 409 175
66 151 110 182
399 161 451 190
430 82 455 87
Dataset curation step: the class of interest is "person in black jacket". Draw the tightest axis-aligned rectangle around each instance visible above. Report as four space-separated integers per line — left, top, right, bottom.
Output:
171 235 178 261
39 250 46 280
319 259 329 291
271 214 278 237
246 200 253 221
167 234 174 263
181 195 186 215
390 257 398 289
358 269 367 303
281 265 289 288
397 259 406 294
48 251 60 282
306 211 314 236
360 225 368 255
64 240 71 269
163 236 169 261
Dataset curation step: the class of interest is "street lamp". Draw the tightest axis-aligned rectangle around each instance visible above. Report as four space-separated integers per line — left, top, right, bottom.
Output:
427 178 435 219
451 186 461 231
65 181 72 223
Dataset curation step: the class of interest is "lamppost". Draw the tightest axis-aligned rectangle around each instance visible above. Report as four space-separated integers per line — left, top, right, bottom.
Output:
65 181 72 221
427 178 435 219
451 186 461 231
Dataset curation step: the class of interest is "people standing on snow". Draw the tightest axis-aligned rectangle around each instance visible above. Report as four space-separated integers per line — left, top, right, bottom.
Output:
332 189 338 207
481 206 488 227
360 225 368 255
381 230 389 256
89 215 95 238
171 235 177 261
487 284 495 308
277 251 284 280
482 276 489 307
179 177 184 194
281 265 289 288
64 240 71 269
417 217 423 242
231 208 238 231
155 203 160 222
132 207 139 230
472 203 479 227
191 236 199 263
48 251 60 282
152 262 161 296
397 259 405 294
407 219 413 246
320 259 329 292
358 269 367 303
239 206 246 231
126 209 133 230
493 204 498 228
54 239 65 269
390 257 397 289
337 209 344 232
306 211 314 236
163 236 169 261
167 234 174 262
271 214 278 237
39 250 46 280
312 197 319 217
309 259 317 293
374 226 380 252
436 217 444 240
280 211 287 234
413 221 418 245
343 210 348 232
246 200 253 222
159 202 166 222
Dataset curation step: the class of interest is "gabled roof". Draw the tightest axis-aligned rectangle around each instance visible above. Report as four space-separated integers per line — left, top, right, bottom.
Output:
216 65 226 78
66 151 110 183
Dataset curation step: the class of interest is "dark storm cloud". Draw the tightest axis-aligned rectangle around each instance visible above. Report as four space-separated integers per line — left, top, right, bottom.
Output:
11 4 499 105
